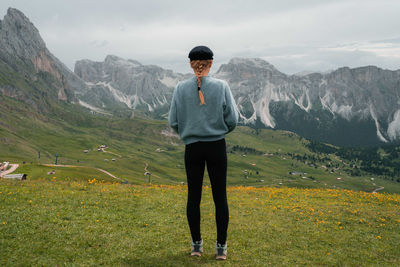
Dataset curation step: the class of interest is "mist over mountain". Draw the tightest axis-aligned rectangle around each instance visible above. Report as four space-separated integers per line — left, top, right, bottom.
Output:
1 7 400 146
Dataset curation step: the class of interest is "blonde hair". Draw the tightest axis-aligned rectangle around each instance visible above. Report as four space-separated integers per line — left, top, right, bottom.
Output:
190 60 212 105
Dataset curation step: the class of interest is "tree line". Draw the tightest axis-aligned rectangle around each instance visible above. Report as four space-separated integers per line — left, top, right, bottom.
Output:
307 140 400 182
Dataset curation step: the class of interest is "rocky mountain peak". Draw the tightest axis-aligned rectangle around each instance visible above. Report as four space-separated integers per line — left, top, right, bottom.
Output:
0 8 46 59
104 55 142 68
0 8 89 102
74 55 189 115
216 57 285 81
2 7 400 145
228 57 277 70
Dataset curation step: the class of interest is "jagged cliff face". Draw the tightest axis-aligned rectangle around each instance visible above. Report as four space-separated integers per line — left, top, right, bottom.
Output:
2 8 400 146
73 55 400 145
214 58 400 145
0 8 86 103
74 55 189 117
0 8 47 61
215 58 289 127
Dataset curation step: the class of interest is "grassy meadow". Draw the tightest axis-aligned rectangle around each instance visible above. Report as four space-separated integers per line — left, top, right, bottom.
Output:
2 95 400 265
1 96 400 193
1 178 399 266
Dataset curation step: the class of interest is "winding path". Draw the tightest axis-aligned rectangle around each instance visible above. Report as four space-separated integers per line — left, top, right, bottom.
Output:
143 162 161 178
372 186 384 193
42 164 124 182
101 148 122 158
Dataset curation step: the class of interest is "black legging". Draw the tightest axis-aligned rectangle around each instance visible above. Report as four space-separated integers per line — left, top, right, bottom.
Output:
184 138 229 245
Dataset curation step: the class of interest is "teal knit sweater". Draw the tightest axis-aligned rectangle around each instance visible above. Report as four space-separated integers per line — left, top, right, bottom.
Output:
168 76 239 145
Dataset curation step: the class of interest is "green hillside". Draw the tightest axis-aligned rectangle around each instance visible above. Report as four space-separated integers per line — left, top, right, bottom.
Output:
1 94 400 194
1 179 399 266
2 66 400 266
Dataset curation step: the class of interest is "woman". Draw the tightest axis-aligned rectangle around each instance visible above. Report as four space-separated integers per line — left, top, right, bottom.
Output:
168 45 239 260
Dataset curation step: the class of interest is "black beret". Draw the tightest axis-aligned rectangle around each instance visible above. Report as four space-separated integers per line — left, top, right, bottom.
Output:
188 46 214 61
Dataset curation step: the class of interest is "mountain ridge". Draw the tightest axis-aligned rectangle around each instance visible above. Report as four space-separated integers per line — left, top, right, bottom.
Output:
0 7 88 104
1 7 400 146
214 57 400 145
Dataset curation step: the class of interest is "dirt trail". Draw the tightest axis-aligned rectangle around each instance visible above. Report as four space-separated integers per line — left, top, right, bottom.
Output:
0 164 19 177
42 164 124 182
372 186 384 193
101 148 122 158
143 162 161 178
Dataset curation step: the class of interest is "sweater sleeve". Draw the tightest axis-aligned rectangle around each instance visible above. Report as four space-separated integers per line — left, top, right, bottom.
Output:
223 82 239 133
168 85 179 134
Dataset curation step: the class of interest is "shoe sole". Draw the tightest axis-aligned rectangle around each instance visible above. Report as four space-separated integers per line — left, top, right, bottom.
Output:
216 255 227 260
191 252 202 256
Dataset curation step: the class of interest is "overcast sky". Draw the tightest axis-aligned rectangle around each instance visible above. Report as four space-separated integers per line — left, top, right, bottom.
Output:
1 0 400 74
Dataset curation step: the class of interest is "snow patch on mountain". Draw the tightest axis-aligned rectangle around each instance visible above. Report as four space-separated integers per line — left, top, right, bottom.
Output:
320 92 335 115
291 88 312 112
256 98 275 128
86 81 145 110
387 109 400 141
98 82 135 108
270 88 290 102
335 105 353 121
260 82 281 127
369 104 388 142
239 99 257 124
159 75 179 88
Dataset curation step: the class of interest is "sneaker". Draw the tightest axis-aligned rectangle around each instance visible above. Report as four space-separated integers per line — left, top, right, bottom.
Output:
215 242 227 260
190 239 203 256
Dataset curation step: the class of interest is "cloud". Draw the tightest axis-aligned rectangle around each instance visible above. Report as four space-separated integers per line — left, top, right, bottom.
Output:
89 40 109 48
388 110 400 141
1 0 400 73
261 46 400 75
323 41 400 59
